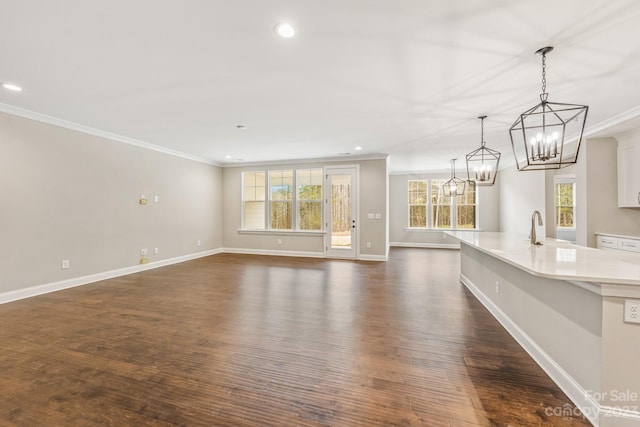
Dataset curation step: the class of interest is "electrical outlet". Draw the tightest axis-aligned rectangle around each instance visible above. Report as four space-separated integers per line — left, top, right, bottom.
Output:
61 260 70 270
624 299 640 323
196 240 201 246
154 195 159 203
366 242 372 248
140 248 148 256
154 247 159 255
495 281 501 294
277 238 282 245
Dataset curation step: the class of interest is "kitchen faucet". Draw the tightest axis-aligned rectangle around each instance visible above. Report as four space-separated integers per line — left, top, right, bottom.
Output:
530 210 544 245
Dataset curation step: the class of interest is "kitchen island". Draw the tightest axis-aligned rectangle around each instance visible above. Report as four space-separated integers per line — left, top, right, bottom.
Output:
446 231 640 427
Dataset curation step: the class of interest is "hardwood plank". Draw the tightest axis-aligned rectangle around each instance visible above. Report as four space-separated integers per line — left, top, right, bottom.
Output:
0 249 591 426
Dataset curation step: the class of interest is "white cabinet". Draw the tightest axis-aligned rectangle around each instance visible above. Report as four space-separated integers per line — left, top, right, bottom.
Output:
596 233 640 253
618 238 640 253
596 235 618 250
617 138 640 207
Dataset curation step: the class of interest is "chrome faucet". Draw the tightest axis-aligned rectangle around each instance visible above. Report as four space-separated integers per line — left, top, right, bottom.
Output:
530 210 544 246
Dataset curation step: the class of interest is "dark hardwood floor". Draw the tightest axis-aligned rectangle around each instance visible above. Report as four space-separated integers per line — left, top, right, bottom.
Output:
0 248 591 426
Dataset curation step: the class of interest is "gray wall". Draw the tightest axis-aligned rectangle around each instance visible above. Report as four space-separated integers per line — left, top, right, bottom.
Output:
0 112 222 293
221 158 389 258
576 137 640 247
499 165 546 236
389 172 499 247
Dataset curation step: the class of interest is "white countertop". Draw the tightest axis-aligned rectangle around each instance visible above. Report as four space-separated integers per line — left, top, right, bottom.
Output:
446 231 640 286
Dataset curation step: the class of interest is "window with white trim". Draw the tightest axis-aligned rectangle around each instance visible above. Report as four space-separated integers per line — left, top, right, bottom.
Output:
242 168 323 231
408 180 428 228
297 169 323 230
555 179 575 229
243 171 266 229
456 182 476 229
407 178 477 229
269 170 293 230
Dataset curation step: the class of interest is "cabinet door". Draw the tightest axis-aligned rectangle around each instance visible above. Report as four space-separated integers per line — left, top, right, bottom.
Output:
596 235 618 249
618 238 640 253
618 141 640 207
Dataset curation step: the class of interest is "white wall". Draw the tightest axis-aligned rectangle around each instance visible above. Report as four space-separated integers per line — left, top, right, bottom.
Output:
499 165 546 235
0 112 222 293
221 158 389 259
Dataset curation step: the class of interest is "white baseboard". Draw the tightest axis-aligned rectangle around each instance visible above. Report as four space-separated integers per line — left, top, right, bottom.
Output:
390 242 460 249
460 273 605 426
222 247 325 258
358 254 387 261
0 249 222 305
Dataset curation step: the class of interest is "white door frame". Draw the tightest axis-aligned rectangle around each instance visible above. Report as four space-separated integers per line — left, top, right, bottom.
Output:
324 165 359 259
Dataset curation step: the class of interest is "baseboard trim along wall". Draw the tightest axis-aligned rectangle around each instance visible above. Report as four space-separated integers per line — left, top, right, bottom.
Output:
0 249 222 305
358 254 387 261
223 248 387 261
390 242 460 249
222 248 325 258
460 273 607 427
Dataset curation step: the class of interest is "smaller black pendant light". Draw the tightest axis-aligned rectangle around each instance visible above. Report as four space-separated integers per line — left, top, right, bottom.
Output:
466 115 501 186
443 159 466 196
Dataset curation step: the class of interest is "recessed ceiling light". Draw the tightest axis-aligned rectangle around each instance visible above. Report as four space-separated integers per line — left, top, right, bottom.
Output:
236 125 247 130
2 83 22 92
355 146 363 151
225 155 232 159
275 23 296 38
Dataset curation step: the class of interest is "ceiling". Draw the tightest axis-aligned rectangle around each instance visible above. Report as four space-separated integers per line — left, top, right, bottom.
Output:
1 0 640 172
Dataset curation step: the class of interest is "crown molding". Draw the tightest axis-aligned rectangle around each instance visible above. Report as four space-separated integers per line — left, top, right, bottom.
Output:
0 103 221 166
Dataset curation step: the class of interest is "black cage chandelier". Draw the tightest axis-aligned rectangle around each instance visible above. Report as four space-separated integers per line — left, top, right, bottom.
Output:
509 46 589 171
443 159 465 196
466 115 500 186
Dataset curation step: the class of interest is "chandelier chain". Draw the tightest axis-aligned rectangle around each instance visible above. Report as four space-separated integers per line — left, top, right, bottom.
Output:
541 53 547 94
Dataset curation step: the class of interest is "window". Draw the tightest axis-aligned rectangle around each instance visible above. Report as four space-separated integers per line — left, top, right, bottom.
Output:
243 171 265 229
432 179 451 229
297 169 323 230
243 168 324 231
408 180 428 227
555 180 575 228
407 178 477 229
456 181 476 229
269 170 293 229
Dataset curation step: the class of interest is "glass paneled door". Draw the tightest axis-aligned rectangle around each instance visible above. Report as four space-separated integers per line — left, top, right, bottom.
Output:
324 167 357 259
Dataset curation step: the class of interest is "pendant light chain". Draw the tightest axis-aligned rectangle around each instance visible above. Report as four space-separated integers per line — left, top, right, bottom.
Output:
541 52 547 95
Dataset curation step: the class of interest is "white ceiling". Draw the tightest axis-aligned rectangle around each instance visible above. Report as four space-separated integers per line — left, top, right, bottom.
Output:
1 0 640 172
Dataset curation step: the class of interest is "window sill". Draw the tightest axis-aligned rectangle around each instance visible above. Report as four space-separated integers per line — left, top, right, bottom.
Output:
404 228 483 232
238 229 326 236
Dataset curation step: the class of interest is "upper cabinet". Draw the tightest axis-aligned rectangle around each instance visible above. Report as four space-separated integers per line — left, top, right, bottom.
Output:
618 132 640 208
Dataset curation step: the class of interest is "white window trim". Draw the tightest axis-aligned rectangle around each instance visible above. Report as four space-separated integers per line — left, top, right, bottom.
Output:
296 169 323 233
241 170 266 230
407 178 479 230
407 179 428 228
241 168 324 232
554 176 576 230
